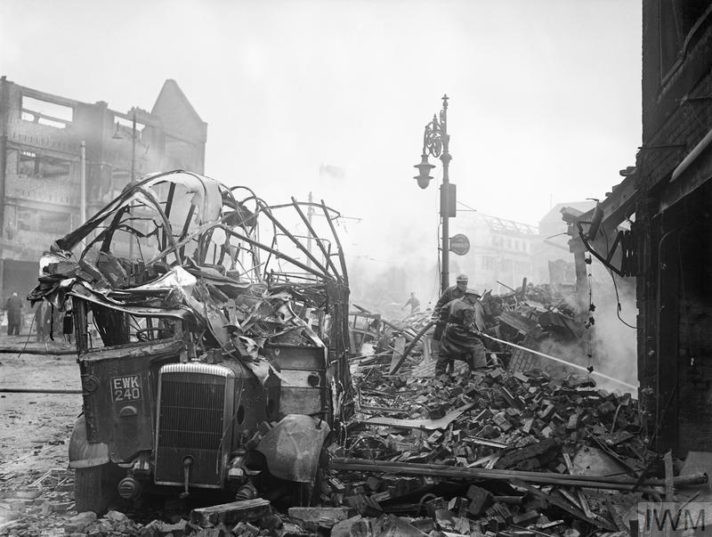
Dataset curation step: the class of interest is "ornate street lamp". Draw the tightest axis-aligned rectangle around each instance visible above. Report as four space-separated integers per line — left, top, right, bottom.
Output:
413 94 456 294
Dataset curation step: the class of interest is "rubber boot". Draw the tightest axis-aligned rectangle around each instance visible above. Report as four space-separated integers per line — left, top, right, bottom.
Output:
434 355 449 376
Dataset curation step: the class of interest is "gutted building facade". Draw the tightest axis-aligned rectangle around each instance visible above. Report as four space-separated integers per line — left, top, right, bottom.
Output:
569 1 712 456
451 212 538 293
0 77 207 299
534 201 595 290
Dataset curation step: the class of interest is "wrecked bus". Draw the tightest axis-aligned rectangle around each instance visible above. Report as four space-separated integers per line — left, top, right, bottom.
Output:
30 170 353 513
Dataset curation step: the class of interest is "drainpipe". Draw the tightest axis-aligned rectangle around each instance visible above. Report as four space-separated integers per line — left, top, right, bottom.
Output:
0 77 9 300
0 76 8 239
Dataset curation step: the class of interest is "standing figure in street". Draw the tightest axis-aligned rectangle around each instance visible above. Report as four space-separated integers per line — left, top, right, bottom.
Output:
34 301 52 342
402 292 421 315
436 289 487 375
5 291 23 336
431 274 469 361
34 301 45 342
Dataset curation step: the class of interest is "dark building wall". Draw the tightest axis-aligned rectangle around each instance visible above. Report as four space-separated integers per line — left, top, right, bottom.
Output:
0 77 207 301
636 1 712 455
640 2 712 188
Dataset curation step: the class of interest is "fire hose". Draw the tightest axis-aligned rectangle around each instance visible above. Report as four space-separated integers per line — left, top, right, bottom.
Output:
0 348 75 355
478 332 637 391
0 388 82 394
393 321 636 391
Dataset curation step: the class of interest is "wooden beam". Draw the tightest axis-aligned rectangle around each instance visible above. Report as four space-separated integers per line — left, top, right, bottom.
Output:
329 457 705 490
190 498 270 527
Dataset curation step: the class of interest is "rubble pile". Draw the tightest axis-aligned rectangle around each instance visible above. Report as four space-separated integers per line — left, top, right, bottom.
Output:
490 284 587 371
349 305 433 358
349 366 642 462
309 363 690 536
351 283 590 378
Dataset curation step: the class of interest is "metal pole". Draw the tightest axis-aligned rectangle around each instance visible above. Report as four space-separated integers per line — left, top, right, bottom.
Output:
131 109 136 182
440 95 451 294
80 141 86 225
0 77 9 245
306 191 313 269
128 110 138 260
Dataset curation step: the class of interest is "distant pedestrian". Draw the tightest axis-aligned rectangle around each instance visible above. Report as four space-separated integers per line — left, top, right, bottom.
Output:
5 291 23 336
34 301 51 342
402 292 421 314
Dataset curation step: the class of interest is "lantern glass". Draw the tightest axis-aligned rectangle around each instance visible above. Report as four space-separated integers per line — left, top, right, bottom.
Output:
413 154 435 189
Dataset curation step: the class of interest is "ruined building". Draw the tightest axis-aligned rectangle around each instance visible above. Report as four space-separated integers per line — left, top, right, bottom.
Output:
450 206 599 295
0 77 207 299
535 201 595 288
569 0 712 456
451 212 538 293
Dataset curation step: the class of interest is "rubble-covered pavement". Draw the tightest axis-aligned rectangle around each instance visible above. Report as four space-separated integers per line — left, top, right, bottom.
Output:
2 352 708 537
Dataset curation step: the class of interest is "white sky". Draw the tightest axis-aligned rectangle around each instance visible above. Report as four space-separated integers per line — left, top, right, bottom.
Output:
0 0 642 274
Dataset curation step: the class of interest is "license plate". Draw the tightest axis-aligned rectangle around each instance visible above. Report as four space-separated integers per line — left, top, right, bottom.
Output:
111 375 142 402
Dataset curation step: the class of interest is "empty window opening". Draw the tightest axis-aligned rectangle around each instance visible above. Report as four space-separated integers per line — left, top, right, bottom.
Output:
19 151 71 179
21 96 74 128
113 114 146 143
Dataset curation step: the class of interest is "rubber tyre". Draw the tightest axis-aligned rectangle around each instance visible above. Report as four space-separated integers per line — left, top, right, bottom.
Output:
74 463 123 514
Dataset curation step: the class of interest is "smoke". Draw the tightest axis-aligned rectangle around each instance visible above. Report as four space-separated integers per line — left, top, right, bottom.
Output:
507 259 638 396
347 253 439 321
342 206 443 321
587 259 638 393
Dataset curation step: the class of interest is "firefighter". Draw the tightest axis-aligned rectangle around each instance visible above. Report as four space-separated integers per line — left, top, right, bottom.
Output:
435 288 487 376
431 274 469 360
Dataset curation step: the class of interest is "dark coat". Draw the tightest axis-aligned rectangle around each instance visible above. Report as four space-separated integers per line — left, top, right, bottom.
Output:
5 295 23 315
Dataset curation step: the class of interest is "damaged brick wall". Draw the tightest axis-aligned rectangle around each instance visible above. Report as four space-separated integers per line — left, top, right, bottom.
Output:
635 1 712 455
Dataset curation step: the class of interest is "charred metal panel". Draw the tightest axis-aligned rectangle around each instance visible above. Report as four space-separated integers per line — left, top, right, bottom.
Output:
225 362 277 437
79 352 171 461
256 414 330 483
265 344 328 418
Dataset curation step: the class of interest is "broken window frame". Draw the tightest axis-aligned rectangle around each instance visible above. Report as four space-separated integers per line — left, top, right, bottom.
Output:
21 94 74 129
18 150 72 180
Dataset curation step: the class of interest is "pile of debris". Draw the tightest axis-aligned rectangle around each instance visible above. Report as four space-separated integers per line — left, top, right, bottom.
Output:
350 282 604 384
309 362 705 537
494 284 582 342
